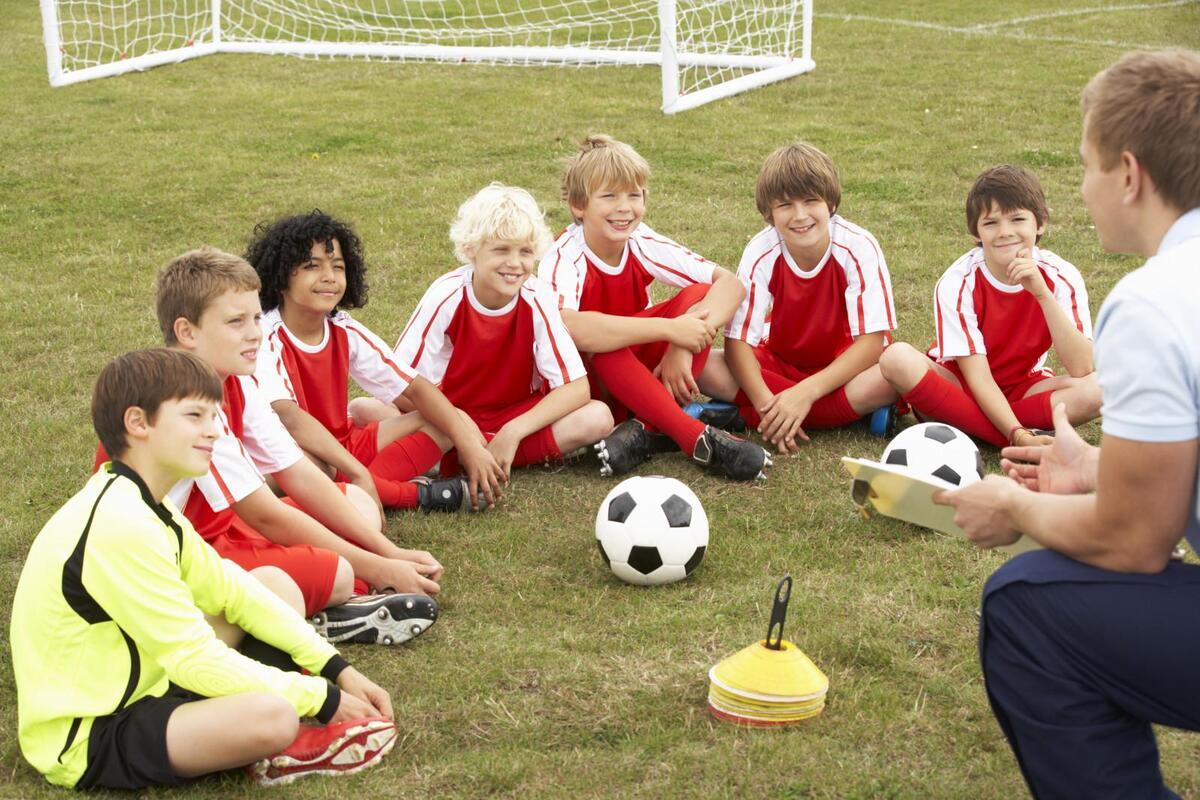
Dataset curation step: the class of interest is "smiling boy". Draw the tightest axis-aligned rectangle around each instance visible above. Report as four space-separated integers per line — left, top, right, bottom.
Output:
877 164 1101 447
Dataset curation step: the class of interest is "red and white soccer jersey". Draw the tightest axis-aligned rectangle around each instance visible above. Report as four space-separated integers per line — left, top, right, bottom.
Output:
927 246 1092 391
725 216 896 370
167 374 304 542
393 268 586 413
257 309 416 445
537 222 716 316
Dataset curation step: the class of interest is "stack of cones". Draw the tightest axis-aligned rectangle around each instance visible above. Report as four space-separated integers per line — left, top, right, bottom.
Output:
707 576 829 727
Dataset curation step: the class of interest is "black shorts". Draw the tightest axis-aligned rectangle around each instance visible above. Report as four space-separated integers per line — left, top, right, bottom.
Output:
76 687 203 790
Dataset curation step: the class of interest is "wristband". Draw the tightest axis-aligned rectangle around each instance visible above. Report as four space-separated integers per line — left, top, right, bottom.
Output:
1008 425 1031 445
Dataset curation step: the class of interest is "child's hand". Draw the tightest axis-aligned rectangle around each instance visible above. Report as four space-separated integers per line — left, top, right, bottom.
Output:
394 548 444 582
666 309 716 353
757 384 814 453
1007 248 1049 298
369 557 440 596
653 345 700 404
486 428 520 481
335 667 394 721
457 441 505 510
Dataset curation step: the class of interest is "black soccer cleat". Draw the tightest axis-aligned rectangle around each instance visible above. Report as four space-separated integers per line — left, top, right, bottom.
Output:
683 401 747 433
594 418 653 477
413 476 474 513
691 426 772 481
310 593 439 646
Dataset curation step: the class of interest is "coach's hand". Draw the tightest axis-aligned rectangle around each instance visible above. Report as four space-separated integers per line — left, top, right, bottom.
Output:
1001 402 1098 494
666 309 716 354
334 667 394 721
653 345 700 404
933 475 1024 549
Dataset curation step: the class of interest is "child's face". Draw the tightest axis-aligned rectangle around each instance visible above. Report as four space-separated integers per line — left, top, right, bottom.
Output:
183 289 263 378
470 238 537 308
284 238 346 316
572 184 646 254
975 202 1045 270
144 396 220 481
770 196 832 257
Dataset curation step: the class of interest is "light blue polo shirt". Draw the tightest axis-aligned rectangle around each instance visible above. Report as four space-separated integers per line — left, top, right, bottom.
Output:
1094 207 1200 550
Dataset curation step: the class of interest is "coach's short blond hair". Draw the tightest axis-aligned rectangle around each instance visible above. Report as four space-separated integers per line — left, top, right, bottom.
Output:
449 183 553 263
1082 49 1200 213
562 135 651 222
755 142 841 222
156 246 261 345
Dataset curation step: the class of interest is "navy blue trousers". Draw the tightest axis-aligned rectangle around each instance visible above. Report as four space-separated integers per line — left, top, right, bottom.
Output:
980 550 1200 799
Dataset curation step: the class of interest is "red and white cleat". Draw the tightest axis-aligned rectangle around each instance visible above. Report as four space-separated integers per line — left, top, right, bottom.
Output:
247 716 397 787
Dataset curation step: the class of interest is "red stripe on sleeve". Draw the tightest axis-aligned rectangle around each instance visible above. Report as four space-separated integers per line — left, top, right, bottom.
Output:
408 287 462 370
1041 261 1085 332
834 243 867 335
955 277 977 356
347 323 417 383
737 247 777 341
531 295 572 383
209 461 236 507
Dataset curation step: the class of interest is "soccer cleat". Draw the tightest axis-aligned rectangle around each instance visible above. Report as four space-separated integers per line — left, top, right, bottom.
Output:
310 593 439 645
865 405 897 438
683 400 747 433
413 476 474 513
692 426 773 481
594 419 653 477
247 716 397 787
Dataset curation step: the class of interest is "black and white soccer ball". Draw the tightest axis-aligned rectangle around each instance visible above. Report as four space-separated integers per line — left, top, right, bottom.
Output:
881 422 984 488
595 475 709 586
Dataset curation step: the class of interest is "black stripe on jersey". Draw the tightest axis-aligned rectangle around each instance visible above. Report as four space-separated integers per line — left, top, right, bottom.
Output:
56 717 82 764
61 476 117 624
115 629 141 712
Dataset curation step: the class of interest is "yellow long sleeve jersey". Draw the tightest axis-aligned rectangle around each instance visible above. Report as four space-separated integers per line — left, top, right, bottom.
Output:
10 461 346 787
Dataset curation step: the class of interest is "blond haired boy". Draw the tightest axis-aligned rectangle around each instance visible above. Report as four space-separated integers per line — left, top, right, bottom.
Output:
538 135 772 481
936 49 1200 797
724 142 898 452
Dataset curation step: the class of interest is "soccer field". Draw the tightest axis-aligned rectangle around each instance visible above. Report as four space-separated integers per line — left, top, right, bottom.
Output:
2 1 1199 797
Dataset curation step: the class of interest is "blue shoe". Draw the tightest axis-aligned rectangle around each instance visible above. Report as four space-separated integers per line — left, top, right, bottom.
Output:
683 401 747 433
866 405 896 438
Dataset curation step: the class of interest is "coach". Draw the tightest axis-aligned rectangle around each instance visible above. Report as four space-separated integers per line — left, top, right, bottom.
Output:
935 49 1200 799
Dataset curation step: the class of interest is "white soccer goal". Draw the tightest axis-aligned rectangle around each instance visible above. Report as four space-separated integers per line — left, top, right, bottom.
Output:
39 0 814 113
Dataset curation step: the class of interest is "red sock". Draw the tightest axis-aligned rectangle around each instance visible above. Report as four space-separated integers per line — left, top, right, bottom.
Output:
368 432 443 508
512 426 563 468
902 371 1006 446
590 347 705 456
1009 390 1054 430
804 388 863 428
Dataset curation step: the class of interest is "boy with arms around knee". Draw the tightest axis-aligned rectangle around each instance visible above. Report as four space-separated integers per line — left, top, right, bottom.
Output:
725 142 899 453
878 164 1101 447
538 135 771 481
12 349 394 790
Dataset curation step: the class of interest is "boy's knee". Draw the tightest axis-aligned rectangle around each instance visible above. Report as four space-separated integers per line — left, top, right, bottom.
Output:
249 694 300 752
583 401 615 439
344 484 382 531
878 342 918 385
248 566 305 615
329 557 355 606
1078 374 1103 420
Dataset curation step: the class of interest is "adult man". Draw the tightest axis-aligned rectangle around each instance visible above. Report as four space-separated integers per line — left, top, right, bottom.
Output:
936 49 1200 798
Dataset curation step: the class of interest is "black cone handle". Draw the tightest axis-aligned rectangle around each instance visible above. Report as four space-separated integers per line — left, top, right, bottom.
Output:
765 575 792 650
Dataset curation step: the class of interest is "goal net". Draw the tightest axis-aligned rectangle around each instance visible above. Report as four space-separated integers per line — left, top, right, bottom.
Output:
40 0 813 113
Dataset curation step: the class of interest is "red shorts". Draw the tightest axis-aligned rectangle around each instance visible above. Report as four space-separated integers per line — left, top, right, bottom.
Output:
752 347 820 384
439 394 559 474
942 361 1054 403
335 421 380 480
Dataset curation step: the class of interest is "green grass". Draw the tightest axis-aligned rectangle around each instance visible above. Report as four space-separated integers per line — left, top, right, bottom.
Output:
2 2 1199 797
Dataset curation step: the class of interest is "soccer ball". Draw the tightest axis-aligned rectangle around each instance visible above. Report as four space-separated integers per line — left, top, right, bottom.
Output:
881 423 983 488
595 476 709 586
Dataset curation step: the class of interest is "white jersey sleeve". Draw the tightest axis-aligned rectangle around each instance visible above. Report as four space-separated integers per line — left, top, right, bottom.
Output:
237 376 305 475
524 278 587 389
169 402 268 514
629 223 717 288
393 269 468 386
931 250 987 360
537 226 588 311
1036 248 1093 339
724 227 781 346
256 311 297 405
337 312 417 403
830 217 897 337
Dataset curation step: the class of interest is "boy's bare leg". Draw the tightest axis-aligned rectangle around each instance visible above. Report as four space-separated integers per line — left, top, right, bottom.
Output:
844 365 901 414
349 397 401 427
1030 372 1102 425
877 342 960 394
376 414 453 451
551 401 615 453
696 349 740 402
165 693 299 777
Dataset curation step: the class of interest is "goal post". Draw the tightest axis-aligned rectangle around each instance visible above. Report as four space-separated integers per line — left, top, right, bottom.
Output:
40 0 814 113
